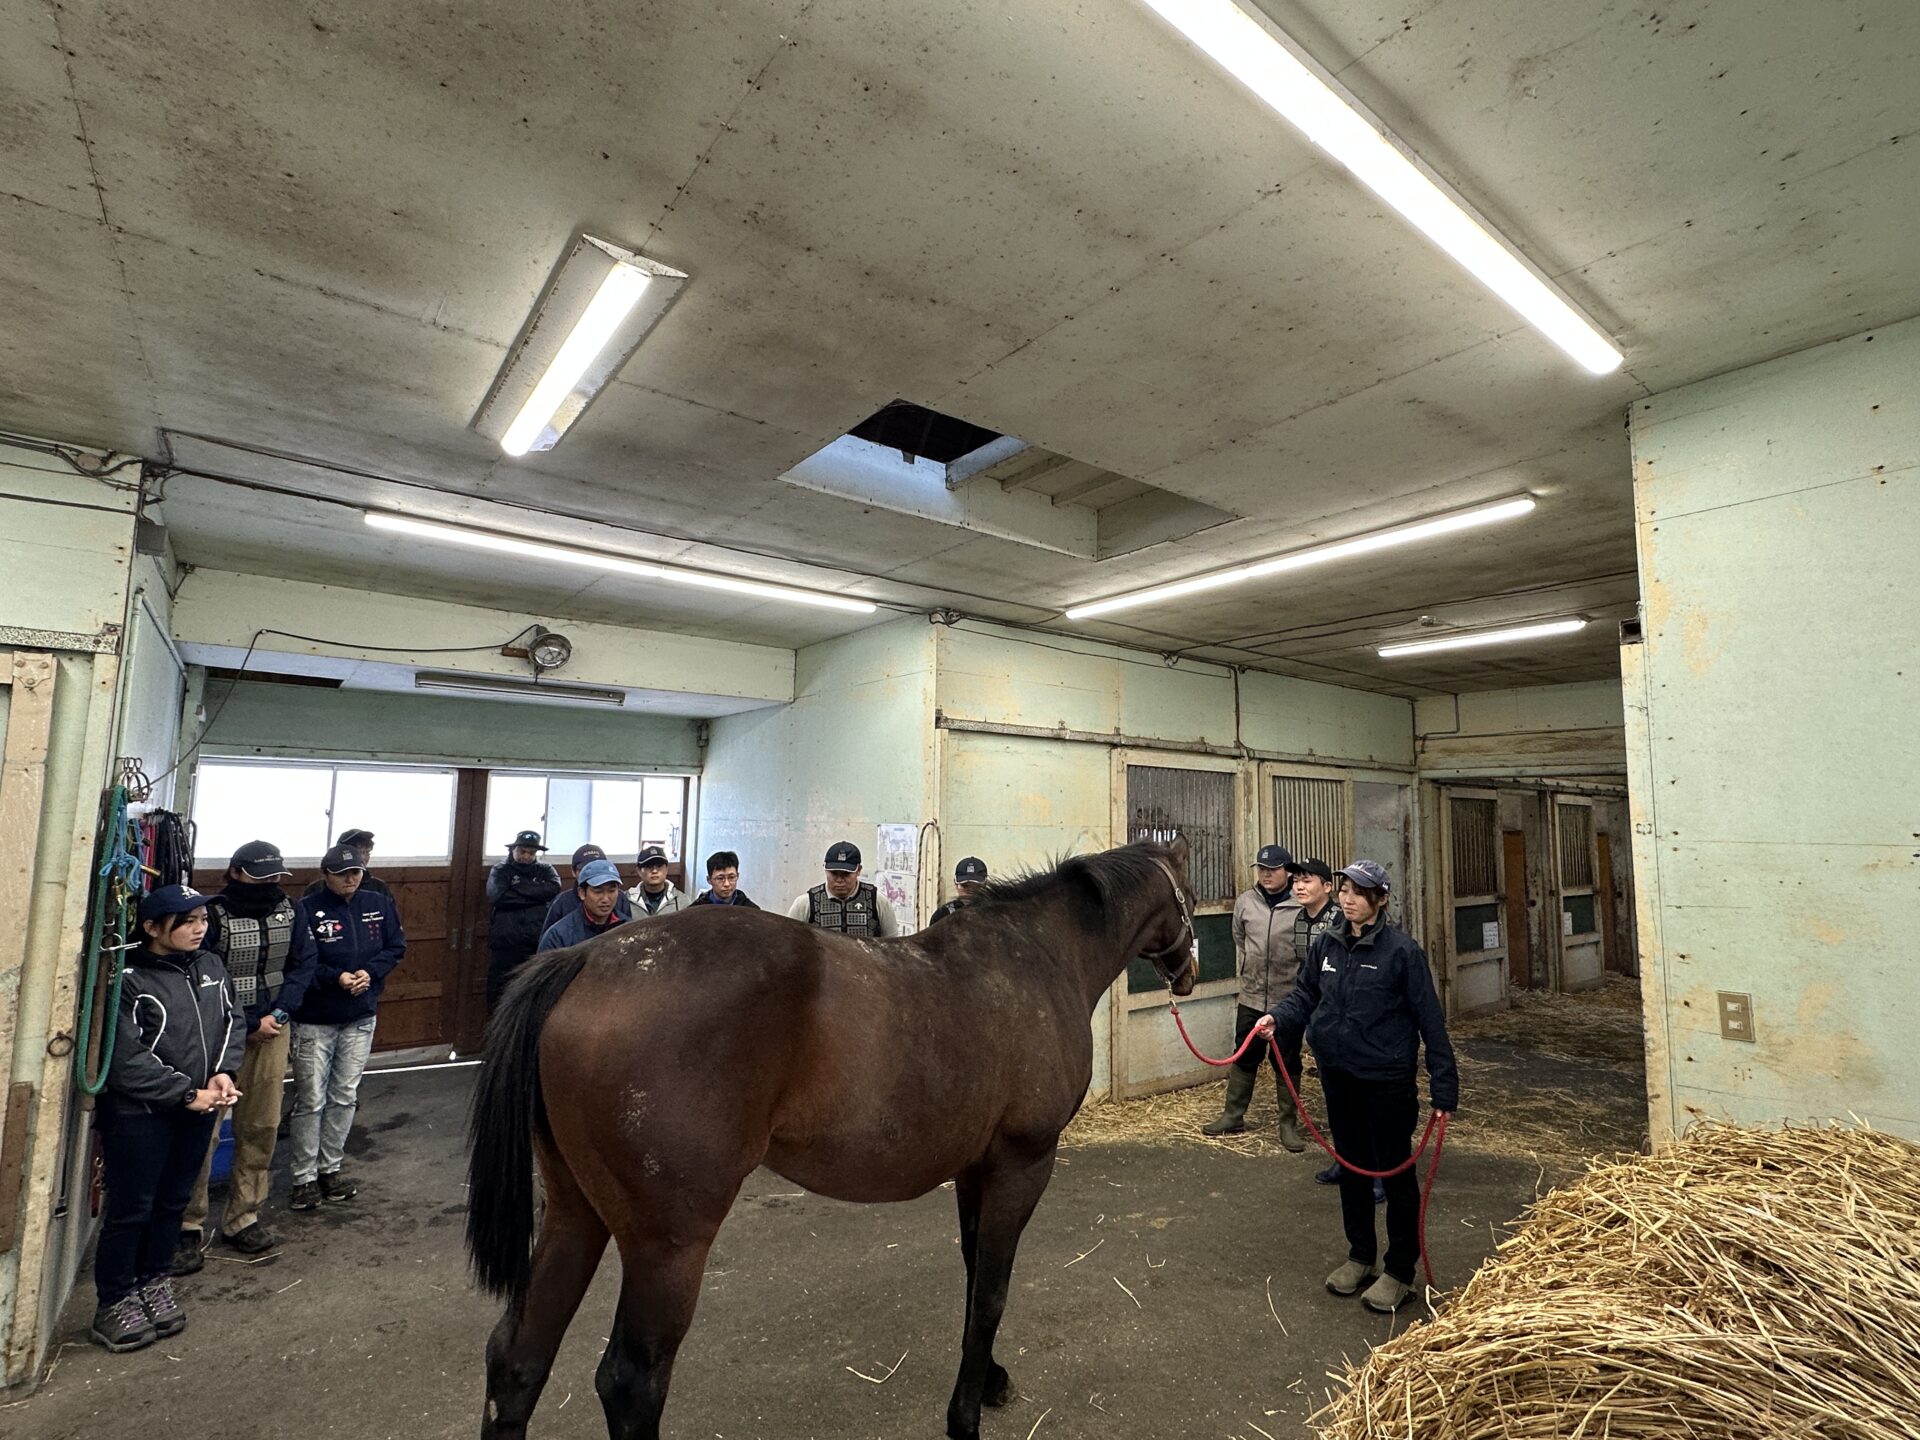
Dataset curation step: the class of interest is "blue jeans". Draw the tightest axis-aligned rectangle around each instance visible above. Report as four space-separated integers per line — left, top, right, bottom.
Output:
288 1016 377 1184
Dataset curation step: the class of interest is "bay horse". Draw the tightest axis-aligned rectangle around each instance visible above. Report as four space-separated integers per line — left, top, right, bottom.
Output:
466 837 1198 1440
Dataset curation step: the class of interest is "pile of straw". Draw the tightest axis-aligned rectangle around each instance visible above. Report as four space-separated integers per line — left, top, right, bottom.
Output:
1316 1122 1920 1439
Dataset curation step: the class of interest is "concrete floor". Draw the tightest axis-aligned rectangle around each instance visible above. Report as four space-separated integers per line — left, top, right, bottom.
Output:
9 991 1645 1440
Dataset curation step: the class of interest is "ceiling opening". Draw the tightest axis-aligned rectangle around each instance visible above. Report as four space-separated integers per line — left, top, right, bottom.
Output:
846 400 1003 465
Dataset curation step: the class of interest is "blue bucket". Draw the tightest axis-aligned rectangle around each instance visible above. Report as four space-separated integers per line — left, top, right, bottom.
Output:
209 1114 236 1183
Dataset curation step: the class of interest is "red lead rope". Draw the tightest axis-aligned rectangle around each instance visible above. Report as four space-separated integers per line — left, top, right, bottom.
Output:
1167 1000 1450 1291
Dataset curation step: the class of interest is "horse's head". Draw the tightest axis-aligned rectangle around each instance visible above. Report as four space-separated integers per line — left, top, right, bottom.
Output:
1139 835 1199 998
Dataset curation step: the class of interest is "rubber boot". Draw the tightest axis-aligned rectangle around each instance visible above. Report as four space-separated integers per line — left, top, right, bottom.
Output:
1202 1066 1257 1136
1275 1097 1308 1153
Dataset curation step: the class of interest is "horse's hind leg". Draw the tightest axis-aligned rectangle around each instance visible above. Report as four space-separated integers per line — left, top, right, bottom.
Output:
594 1230 718 1440
953 1169 1014 1409
482 1145 610 1440
947 1142 1058 1440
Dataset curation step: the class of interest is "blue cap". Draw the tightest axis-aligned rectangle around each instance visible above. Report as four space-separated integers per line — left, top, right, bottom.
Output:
824 842 861 872
577 858 622 888
1338 859 1391 891
1254 844 1294 870
954 856 988 883
138 884 208 925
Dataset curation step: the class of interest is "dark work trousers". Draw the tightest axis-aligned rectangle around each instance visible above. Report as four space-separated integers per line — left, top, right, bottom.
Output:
485 941 533 1013
1317 1066 1420 1282
1232 1004 1302 1086
95 1103 220 1304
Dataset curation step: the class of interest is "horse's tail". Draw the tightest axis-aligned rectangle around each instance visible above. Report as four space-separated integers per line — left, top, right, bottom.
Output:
465 948 590 1304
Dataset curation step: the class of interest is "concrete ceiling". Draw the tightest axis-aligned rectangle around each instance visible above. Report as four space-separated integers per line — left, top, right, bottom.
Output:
4 0 1917 697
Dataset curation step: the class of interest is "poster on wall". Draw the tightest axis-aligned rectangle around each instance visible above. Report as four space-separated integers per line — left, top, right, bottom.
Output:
875 822 919 933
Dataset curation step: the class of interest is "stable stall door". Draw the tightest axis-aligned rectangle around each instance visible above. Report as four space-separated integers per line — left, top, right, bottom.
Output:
1553 798 1606 990
1442 790 1508 1014
1502 829 1533 988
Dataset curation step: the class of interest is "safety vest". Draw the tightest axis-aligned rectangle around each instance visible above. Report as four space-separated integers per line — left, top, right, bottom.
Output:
807 882 881 939
1293 901 1342 968
210 894 296 1010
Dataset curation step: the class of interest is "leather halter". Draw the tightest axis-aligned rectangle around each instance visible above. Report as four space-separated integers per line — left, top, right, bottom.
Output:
1138 855 1199 983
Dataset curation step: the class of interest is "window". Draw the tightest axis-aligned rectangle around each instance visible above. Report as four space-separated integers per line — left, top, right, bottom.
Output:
482 771 689 861
191 760 456 864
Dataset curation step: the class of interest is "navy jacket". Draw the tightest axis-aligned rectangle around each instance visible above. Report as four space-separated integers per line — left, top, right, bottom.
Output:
293 887 406 1025
542 885 634 934
1266 918 1459 1111
105 948 247 1113
537 908 628 952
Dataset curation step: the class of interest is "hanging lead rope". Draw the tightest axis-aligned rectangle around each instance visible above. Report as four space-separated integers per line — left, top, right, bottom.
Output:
1168 997 1450 1290
75 785 139 1096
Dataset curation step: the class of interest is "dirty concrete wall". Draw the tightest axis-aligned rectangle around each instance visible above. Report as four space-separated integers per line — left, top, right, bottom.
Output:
698 619 934 924
1413 681 1627 778
1627 318 1920 1143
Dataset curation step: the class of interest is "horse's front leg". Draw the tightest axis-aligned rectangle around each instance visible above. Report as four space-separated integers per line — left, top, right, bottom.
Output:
946 1143 1057 1440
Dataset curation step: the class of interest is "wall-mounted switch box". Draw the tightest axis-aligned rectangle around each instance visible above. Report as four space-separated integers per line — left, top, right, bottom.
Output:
1717 991 1756 1043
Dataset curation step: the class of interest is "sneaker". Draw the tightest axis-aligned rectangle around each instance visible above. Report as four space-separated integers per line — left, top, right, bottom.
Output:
171 1230 205 1276
1325 1260 1379 1297
1361 1273 1416 1313
319 1170 359 1202
1314 1161 1343 1185
289 1181 322 1212
89 1293 157 1352
223 1221 278 1255
1374 1178 1387 1206
139 1276 186 1337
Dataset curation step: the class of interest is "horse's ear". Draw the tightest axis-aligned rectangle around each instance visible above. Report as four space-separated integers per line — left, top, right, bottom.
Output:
1168 833 1191 871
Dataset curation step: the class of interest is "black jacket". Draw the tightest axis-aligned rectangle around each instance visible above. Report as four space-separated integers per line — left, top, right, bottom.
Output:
487 860 563 956
293 886 407 1025
690 889 759 909
105 948 247 1113
1266 918 1459 1111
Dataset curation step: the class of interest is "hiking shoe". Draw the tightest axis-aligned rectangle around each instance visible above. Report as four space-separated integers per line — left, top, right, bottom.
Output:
1361 1273 1416 1313
140 1276 186 1337
89 1293 157 1352
1314 1161 1343 1185
171 1230 205 1276
1325 1260 1379 1297
223 1222 277 1255
289 1181 321 1211
319 1170 359 1202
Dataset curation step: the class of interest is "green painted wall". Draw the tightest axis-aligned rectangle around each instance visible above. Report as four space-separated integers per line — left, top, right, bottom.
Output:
698 619 934 917
1627 317 1919 1142
200 676 704 771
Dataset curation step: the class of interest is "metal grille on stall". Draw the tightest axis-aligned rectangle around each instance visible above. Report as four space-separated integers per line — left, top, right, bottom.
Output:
1271 774 1347 873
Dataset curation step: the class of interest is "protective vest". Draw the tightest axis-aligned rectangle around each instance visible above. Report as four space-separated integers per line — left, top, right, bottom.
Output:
807 882 881 939
1293 900 1343 968
210 894 296 1011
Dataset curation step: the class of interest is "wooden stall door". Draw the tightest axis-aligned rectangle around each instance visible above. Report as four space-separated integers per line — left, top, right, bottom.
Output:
1502 829 1532 989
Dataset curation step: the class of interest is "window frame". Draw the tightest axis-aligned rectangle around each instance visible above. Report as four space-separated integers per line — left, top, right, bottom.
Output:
191 756 460 866
481 768 694 864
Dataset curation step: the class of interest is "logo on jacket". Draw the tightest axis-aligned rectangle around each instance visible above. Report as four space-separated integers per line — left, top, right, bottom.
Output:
316 918 346 942
1321 959 1337 973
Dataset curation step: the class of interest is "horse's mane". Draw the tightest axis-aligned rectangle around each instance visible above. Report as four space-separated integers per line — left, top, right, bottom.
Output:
972 842 1169 934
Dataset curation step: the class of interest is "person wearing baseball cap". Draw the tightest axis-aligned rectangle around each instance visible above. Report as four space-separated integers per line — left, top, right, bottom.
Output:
927 856 989 928
485 832 562 1011
1205 844 1307 1145
303 829 391 901
1253 859 1458 1315
787 841 899 938
88 885 243 1352
285 845 407 1212
541 845 635 935
537 858 632 951
177 841 318 1267
629 845 690 918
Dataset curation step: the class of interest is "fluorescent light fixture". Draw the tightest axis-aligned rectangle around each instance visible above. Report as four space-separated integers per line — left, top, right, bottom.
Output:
1377 617 1587 658
364 511 877 615
414 672 627 707
1137 0 1622 375
1065 495 1535 620
473 234 690 455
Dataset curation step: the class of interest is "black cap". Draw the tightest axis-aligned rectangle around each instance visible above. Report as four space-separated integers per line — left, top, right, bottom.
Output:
1289 856 1334 882
230 840 291 881
638 846 669 866
321 843 367 875
824 841 861 872
138 884 207 925
511 830 547 851
337 829 375 849
1253 844 1294 870
571 844 606 870
954 856 988 883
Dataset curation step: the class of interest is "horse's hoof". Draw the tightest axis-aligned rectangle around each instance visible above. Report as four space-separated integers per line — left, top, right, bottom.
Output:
983 1364 1016 1407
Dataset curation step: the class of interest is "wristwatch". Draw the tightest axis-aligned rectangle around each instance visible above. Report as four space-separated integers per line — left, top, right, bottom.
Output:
270 1008 290 1026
